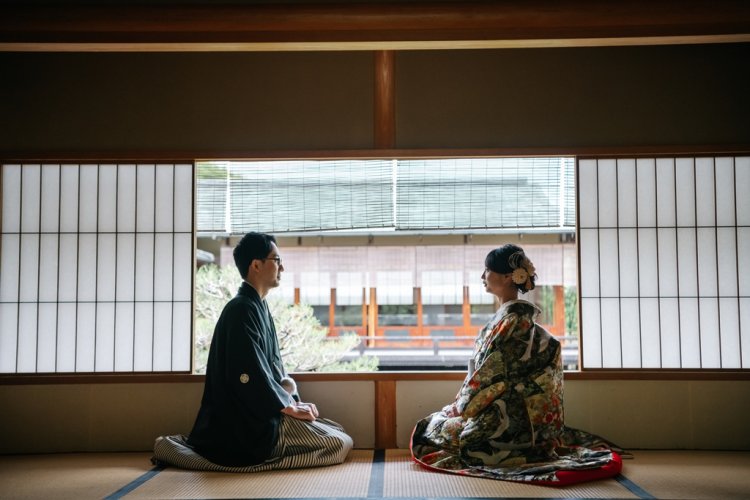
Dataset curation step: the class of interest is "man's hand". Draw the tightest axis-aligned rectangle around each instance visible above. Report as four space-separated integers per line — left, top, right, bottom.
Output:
281 403 316 421
296 402 319 418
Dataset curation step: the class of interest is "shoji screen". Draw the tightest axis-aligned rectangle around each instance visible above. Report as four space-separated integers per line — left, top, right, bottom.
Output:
578 156 749 369
0 163 193 373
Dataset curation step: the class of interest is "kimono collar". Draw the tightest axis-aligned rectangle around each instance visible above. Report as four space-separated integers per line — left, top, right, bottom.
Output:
498 299 541 316
488 299 541 328
239 281 263 302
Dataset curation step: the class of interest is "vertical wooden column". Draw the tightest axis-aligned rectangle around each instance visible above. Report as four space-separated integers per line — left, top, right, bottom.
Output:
554 285 566 335
368 287 378 346
374 50 395 149
329 288 336 336
462 286 471 335
374 380 397 449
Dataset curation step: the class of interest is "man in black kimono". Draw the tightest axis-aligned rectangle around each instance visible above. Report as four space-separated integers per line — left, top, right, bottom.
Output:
186 232 352 469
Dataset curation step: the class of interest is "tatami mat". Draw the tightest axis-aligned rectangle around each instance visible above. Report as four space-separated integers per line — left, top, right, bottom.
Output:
622 450 750 500
2 448 750 499
384 449 636 499
124 449 373 499
0 452 153 500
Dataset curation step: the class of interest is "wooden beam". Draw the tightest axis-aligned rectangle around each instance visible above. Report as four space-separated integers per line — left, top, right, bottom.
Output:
1 1 749 49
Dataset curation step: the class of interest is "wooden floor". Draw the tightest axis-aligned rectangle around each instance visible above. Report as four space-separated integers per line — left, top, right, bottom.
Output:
1 449 749 499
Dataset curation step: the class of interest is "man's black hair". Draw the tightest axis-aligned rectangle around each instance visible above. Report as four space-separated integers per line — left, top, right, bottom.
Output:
233 232 277 279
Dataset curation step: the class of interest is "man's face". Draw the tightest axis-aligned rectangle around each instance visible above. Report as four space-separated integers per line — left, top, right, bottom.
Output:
259 242 284 289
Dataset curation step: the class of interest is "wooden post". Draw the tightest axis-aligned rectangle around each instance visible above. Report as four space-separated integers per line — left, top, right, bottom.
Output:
374 50 395 149
374 380 397 449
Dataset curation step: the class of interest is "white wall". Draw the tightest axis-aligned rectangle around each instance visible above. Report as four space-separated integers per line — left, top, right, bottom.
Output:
1 378 748 454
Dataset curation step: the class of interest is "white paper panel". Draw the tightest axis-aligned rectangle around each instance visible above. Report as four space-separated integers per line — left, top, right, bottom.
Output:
133 302 153 371
468 284 495 305
577 160 598 228
79 165 99 233
695 158 716 227
600 298 621 368
695 228 718 295
19 234 40 302
741 298 750 369
656 158 676 226
155 165 175 232
76 302 96 372
735 156 750 225
37 303 57 372
115 234 135 301
675 158 696 227
620 298 641 367
598 229 620 297
174 164 193 233
95 302 115 371
153 302 173 371
617 159 637 228
135 234 155 301
59 165 79 233
659 298 681 368
2 164 21 232
637 229 659 297
715 158 736 226
639 298 662 368
636 159 656 227
578 229 600 297
618 229 639 296
172 233 193 302
40 165 60 233
21 165 40 233
676 228 698 296
57 234 78 302
136 164 156 232
273 278 296 305
0 304 18 372
56 303 76 372
77 234 97 302
597 159 618 227
114 302 134 371
117 165 137 232
716 228 738 296
0 234 20 301
656 229 677 297
154 234 174 301
96 234 117 302
739 228 750 296
16 303 37 373
580 297 602 368
96 165 116 232
422 285 462 305
335 272 365 305
172 302 192 371
698 298 721 368
679 297 700 368
301 272 331 305
718 299 740 368
38 234 59 302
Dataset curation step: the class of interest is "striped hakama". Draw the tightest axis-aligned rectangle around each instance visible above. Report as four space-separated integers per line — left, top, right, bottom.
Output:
153 415 353 472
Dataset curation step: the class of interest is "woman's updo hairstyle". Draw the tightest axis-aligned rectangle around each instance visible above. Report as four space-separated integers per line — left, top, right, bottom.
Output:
485 244 537 294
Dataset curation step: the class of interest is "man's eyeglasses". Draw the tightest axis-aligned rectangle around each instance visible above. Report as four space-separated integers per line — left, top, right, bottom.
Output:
261 256 282 265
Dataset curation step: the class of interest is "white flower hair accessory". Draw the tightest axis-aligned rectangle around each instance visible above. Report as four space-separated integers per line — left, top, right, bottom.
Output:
508 251 536 290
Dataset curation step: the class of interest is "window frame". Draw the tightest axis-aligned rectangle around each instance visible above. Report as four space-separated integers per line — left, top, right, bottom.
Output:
2 147 749 383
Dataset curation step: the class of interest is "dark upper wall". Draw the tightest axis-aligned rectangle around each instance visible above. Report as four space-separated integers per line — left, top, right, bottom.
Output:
396 44 750 149
1 43 748 156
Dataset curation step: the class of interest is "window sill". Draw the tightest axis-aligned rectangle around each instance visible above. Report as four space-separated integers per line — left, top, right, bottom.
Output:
1 369 749 385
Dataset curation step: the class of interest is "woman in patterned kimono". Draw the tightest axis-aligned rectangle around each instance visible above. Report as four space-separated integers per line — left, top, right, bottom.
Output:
410 244 622 485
